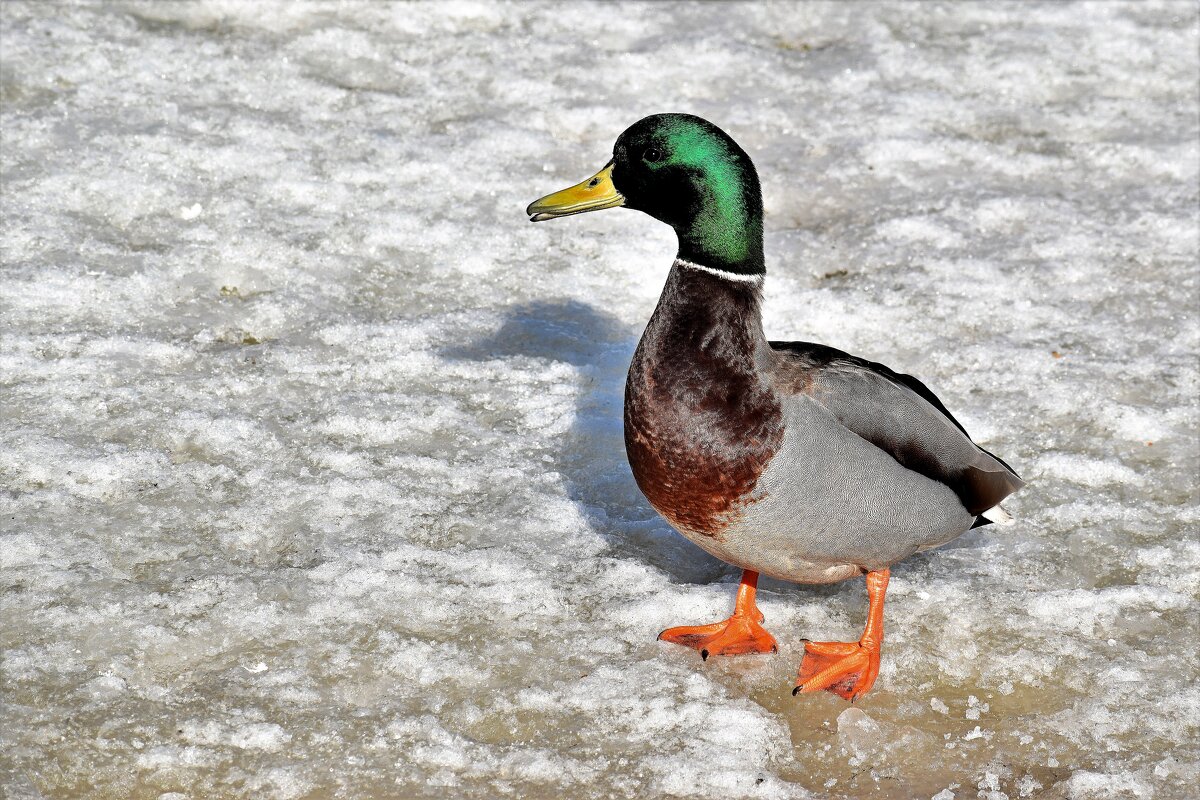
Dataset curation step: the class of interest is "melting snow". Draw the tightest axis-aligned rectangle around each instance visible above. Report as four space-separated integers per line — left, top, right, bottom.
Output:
2 1 1197 798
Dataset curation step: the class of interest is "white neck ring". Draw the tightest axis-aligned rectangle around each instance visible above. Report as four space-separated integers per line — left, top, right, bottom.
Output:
676 257 765 285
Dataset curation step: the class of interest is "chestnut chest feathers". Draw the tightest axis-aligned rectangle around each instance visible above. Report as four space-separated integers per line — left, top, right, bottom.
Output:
623 261 784 539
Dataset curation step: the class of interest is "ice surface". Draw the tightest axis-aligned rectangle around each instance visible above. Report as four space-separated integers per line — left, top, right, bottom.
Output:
1 1 1197 798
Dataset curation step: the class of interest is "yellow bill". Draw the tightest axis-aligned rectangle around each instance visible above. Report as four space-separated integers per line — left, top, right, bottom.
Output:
527 162 624 222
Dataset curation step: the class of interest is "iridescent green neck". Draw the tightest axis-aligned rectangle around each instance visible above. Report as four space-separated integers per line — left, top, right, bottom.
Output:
668 125 764 275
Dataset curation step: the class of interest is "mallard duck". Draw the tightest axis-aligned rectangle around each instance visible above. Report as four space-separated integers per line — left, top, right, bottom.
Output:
526 113 1024 700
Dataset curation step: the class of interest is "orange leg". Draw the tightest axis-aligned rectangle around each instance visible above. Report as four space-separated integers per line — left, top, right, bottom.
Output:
793 568 889 702
659 570 778 660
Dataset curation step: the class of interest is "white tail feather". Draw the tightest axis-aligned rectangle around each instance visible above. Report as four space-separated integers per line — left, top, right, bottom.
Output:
980 504 1015 526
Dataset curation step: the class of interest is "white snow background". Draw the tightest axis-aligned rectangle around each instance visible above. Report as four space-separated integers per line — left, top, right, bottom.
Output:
2 2 1197 798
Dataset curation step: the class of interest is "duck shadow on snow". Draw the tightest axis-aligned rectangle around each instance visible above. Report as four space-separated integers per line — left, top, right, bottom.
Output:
441 300 726 586
441 300 962 598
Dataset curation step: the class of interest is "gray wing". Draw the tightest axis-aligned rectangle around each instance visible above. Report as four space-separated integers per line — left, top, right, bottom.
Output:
769 341 1025 517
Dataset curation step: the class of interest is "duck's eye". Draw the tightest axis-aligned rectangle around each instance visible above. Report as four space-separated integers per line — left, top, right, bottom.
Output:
643 146 665 164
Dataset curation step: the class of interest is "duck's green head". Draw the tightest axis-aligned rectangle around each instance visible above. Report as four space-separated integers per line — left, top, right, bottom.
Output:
527 113 764 275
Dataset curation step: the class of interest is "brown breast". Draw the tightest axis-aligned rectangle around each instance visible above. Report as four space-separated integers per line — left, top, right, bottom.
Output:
622 269 783 539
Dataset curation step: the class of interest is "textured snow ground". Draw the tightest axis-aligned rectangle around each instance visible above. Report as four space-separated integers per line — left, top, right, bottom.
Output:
2 2 1197 798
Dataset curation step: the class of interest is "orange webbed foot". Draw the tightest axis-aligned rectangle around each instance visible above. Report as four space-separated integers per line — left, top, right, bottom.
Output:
793 639 879 701
793 568 891 702
659 613 777 660
659 570 777 660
